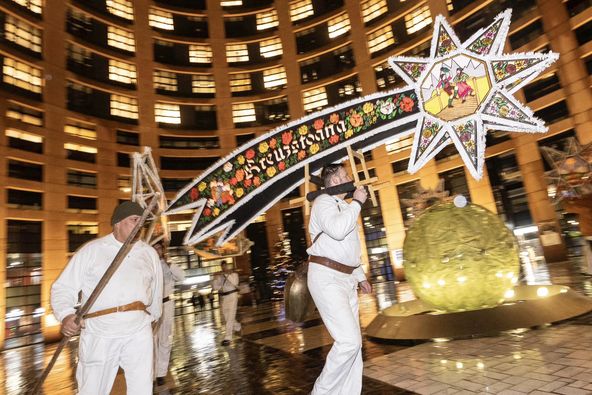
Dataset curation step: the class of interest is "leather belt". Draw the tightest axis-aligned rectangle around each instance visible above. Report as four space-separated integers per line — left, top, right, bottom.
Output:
162 296 171 303
220 289 238 296
308 255 359 274
83 301 147 319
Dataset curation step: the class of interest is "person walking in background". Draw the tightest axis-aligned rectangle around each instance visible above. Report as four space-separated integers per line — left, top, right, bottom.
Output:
306 164 372 395
212 261 241 346
153 241 185 387
51 201 163 395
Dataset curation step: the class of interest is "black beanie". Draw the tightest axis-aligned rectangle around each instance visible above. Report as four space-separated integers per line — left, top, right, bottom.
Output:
111 201 144 225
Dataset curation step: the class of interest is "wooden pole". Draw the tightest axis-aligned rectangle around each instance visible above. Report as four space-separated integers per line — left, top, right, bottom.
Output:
28 195 160 395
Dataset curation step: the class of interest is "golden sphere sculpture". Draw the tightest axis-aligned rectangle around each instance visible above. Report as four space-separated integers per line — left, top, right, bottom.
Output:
403 201 520 312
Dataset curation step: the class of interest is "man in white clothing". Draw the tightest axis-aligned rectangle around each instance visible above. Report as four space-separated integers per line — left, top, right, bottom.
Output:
51 201 163 395
212 261 241 346
153 241 185 386
307 164 372 395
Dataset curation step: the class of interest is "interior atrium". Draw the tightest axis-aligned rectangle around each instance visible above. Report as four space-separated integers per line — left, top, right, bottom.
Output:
0 0 591 393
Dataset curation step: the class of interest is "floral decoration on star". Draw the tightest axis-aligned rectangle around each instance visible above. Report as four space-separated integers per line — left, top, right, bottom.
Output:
388 9 558 179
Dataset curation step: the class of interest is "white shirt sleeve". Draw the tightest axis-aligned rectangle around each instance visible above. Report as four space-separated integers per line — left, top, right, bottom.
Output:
147 249 163 321
169 263 185 282
50 246 89 323
212 274 222 291
312 195 361 241
229 272 239 288
352 265 367 283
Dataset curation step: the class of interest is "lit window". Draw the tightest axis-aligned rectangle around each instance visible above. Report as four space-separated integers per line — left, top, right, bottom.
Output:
367 25 395 54
226 43 249 63
386 134 413 153
302 87 328 113
149 8 174 30
446 0 454 11
110 94 138 119
155 103 181 124
257 10 279 31
107 25 135 52
4 14 42 53
232 103 256 123
64 142 98 154
221 0 242 6
118 175 131 193
108 59 137 85
230 73 251 93
290 0 314 22
361 0 387 23
405 6 432 35
189 44 212 64
5 128 43 143
263 66 287 89
260 37 282 58
3 57 42 93
328 13 351 39
106 0 134 21
65 119 97 140
154 70 177 92
10 0 42 14
6 101 43 126
192 74 216 94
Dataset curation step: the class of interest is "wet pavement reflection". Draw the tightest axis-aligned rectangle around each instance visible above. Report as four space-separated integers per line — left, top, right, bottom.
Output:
7 257 592 394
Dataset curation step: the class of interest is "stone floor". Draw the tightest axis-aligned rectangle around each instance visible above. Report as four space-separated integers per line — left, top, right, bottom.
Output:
7 256 592 395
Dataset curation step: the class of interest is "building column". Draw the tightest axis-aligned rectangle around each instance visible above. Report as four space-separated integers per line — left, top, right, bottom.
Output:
538 0 592 145
41 0 69 342
0 98 6 347
345 0 376 93
275 0 304 121
466 166 497 213
374 146 407 279
513 134 567 261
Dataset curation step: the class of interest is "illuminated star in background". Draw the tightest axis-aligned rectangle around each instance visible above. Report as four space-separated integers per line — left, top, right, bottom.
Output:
540 137 592 202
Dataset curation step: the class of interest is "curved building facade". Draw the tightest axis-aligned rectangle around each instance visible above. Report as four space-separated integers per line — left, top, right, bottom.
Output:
0 0 590 348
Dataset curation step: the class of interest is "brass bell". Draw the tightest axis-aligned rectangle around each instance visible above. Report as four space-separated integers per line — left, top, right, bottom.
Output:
284 263 316 322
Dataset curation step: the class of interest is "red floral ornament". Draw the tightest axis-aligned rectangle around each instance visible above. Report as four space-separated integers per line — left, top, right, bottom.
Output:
400 97 414 112
297 150 306 160
190 187 199 201
203 208 211 217
282 131 293 145
253 177 261 187
329 113 340 124
246 149 255 160
313 119 324 130
329 134 339 145
244 178 252 188
278 161 286 171
229 177 238 186
269 138 277 149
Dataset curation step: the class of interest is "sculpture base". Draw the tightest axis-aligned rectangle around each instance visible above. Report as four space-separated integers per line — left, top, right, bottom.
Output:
366 285 592 340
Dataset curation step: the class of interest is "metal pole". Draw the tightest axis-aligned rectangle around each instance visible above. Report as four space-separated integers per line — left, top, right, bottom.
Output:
28 195 159 395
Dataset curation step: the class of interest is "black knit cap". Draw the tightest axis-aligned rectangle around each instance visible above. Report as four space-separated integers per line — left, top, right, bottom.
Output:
111 201 144 225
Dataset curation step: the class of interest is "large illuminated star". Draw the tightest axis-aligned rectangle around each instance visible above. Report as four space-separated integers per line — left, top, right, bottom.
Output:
388 9 558 179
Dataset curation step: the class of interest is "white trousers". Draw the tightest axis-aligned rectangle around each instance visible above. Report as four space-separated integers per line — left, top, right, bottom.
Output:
307 262 363 395
221 292 241 341
76 323 153 395
155 300 175 377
